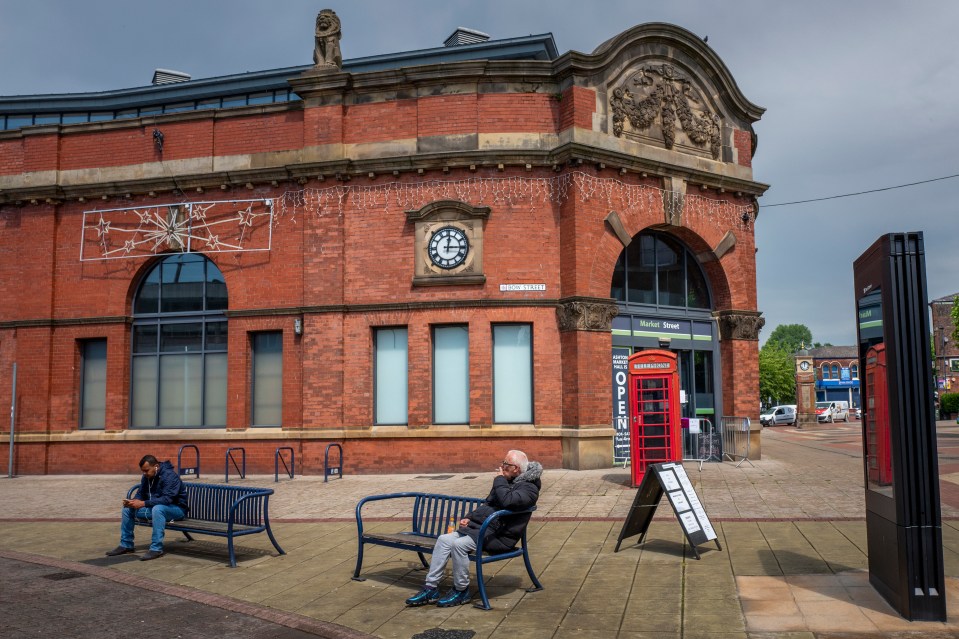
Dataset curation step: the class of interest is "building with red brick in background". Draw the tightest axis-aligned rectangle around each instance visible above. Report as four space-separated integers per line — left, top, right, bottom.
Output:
0 12 767 474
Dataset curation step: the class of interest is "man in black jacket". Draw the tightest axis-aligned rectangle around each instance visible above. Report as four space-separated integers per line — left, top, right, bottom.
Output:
406 449 542 607
105 455 189 561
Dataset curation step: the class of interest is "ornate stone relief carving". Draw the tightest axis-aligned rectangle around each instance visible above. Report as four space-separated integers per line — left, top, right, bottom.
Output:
714 310 765 341
557 298 619 332
611 63 722 159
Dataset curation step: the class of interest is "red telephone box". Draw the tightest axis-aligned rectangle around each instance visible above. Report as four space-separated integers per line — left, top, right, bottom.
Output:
627 349 682 487
865 344 892 486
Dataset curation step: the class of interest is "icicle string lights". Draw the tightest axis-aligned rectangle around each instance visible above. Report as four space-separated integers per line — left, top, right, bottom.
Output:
275 171 753 231
77 172 754 261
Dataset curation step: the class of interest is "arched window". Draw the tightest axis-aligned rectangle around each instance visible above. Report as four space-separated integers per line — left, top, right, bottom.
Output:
821 364 830 379
610 232 710 309
131 254 227 428
850 363 859 379
831 364 839 379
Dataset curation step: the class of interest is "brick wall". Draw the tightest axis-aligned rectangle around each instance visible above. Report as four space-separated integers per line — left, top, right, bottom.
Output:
0 437 565 476
733 129 753 168
0 82 761 473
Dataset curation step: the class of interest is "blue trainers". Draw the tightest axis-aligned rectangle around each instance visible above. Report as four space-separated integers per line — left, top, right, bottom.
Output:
405 586 440 606
437 588 471 607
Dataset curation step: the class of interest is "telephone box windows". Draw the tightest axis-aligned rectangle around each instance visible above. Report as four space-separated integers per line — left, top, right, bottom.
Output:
131 254 228 428
611 232 711 310
627 349 682 486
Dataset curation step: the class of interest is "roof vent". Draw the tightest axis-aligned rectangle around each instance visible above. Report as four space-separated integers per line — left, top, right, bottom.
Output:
444 27 490 47
151 69 192 85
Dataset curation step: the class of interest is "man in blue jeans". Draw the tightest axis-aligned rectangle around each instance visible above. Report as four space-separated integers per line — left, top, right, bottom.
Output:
105 454 189 561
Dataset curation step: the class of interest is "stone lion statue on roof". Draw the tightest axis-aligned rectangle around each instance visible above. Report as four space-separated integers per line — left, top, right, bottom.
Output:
313 9 342 69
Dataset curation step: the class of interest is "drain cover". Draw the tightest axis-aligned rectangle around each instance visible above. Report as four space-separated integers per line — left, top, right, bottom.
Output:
414 474 454 480
411 629 476 639
41 571 86 581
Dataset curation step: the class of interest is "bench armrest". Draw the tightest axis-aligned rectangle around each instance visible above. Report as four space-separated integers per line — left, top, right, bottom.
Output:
475 506 537 556
228 490 272 529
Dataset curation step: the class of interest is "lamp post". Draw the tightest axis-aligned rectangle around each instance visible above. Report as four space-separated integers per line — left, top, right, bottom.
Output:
936 326 946 391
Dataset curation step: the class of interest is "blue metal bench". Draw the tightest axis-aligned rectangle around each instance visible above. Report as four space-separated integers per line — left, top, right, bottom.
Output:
126 482 285 568
352 492 543 610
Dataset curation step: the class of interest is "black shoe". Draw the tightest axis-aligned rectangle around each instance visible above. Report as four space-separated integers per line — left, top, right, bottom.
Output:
405 586 440 606
105 546 135 557
437 588 471 607
140 550 165 561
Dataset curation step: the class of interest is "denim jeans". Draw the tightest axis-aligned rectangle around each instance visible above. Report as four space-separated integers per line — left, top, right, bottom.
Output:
425 532 476 591
120 504 185 552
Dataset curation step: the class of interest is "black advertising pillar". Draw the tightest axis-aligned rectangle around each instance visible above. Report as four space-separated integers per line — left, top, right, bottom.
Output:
853 232 945 621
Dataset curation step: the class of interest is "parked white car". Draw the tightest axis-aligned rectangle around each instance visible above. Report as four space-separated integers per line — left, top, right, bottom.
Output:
816 401 849 423
760 405 797 427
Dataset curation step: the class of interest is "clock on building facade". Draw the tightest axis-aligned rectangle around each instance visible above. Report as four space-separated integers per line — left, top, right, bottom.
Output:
406 201 489 286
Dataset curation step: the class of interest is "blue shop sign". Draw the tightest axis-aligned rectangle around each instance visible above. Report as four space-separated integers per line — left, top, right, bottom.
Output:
817 379 858 389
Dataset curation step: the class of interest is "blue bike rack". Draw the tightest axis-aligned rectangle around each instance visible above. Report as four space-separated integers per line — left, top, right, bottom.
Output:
177 444 200 479
275 447 295 483
225 447 246 483
324 443 343 482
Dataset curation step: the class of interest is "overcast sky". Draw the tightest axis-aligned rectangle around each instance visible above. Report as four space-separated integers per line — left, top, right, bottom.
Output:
2 0 957 346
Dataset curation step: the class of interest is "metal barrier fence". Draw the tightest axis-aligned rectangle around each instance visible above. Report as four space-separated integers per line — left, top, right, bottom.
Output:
721 416 754 467
681 417 721 469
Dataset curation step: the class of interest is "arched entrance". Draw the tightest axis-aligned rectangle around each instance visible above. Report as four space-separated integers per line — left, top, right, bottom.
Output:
610 231 722 443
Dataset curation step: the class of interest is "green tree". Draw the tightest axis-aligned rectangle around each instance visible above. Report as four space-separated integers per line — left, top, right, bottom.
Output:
952 295 959 344
765 324 813 354
759 342 796 408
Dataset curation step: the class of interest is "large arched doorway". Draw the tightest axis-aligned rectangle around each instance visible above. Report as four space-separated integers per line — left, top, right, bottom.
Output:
610 231 722 425
130 253 228 428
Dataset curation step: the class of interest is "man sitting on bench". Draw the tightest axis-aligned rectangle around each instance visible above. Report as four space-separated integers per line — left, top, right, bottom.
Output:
406 449 543 607
105 454 189 561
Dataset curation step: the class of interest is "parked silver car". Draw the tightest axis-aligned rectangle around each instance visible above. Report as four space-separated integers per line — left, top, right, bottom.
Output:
760 405 797 427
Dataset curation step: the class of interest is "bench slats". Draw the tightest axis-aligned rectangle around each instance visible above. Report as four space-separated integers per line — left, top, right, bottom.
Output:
364 532 437 550
167 520 261 535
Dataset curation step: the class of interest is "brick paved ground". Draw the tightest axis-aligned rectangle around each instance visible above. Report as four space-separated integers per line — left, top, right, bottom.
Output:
2 421 959 638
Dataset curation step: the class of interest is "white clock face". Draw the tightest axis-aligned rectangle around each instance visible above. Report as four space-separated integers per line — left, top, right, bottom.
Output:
428 226 469 269
799 360 810 371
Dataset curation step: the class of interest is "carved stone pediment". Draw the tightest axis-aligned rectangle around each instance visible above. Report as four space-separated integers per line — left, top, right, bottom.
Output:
611 63 722 159
557 297 619 332
714 310 765 341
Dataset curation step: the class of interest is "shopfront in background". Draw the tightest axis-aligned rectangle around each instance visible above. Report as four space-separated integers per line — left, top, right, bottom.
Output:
815 367 861 407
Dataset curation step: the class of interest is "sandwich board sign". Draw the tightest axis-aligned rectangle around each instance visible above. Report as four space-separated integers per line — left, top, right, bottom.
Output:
614 461 720 559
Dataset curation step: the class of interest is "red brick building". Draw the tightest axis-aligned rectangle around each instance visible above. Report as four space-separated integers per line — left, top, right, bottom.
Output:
931 293 959 392
0 17 767 474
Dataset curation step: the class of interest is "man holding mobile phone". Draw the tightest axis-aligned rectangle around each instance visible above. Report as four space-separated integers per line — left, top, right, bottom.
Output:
105 454 189 561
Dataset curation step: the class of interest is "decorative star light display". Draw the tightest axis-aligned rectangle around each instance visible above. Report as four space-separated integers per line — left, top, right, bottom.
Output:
81 199 273 261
